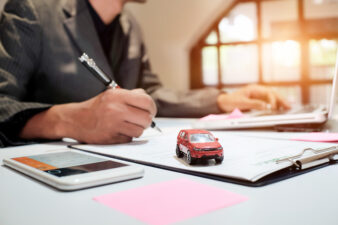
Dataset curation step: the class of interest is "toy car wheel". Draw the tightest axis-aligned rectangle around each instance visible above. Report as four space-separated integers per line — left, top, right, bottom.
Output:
186 150 196 165
176 145 183 158
215 156 224 164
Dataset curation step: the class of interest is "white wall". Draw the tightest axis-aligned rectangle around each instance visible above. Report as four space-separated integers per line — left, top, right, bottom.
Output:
126 0 233 91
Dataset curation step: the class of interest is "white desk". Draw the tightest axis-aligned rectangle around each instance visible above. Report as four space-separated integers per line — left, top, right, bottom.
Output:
1 119 338 225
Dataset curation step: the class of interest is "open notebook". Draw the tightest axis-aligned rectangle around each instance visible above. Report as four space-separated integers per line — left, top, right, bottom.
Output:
70 127 338 187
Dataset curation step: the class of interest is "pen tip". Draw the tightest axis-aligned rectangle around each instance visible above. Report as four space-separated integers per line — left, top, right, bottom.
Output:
151 121 162 133
155 126 162 133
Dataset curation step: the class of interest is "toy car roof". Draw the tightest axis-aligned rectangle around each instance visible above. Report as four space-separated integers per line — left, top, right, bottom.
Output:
180 129 211 134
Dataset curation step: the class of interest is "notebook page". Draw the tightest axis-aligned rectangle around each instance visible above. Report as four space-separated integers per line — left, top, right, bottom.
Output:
72 127 335 182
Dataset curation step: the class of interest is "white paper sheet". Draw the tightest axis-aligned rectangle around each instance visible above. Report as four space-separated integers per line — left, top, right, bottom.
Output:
72 127 336 182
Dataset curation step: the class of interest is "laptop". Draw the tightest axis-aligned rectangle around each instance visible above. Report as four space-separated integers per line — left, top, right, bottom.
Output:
193 50 338 131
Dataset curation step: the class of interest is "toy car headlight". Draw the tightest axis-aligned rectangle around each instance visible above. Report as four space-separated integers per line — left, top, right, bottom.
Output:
193 147 201 151
217 147 223 150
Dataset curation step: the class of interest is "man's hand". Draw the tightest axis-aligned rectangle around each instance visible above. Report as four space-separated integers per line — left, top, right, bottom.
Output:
19 88 157 144
217 84 290 113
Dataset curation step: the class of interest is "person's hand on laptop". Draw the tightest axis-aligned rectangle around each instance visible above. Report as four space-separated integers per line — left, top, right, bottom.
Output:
217 84 290 112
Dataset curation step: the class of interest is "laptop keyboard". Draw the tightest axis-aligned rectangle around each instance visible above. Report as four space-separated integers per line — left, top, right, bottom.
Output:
255 105 321 116
290 105 319 114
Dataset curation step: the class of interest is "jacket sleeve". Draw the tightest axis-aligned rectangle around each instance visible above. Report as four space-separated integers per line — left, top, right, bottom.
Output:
0 0 51 147
139 44 222 118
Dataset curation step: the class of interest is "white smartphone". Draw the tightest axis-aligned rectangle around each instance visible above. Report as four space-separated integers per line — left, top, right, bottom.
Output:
3 150 144 191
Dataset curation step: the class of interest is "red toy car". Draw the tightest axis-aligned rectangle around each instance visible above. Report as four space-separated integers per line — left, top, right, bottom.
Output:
176 129 223 165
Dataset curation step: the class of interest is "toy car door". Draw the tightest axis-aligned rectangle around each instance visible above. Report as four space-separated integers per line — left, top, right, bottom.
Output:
179 132 189 154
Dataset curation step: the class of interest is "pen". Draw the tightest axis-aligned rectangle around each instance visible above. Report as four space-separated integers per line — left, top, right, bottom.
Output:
79 53 162 133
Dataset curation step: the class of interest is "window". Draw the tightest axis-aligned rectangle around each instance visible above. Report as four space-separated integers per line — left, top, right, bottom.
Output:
190 134 215 143
190 0 338 105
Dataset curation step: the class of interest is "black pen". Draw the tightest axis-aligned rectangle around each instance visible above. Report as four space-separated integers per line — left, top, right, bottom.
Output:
79 53 162 133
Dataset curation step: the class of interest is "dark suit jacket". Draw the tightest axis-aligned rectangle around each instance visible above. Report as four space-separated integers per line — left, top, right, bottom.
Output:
0 0 221 147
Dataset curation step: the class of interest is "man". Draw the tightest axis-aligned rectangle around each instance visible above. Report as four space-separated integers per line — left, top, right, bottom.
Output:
0 0 289 147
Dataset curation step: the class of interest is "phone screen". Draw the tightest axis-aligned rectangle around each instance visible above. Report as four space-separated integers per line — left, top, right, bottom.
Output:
12 152 127 177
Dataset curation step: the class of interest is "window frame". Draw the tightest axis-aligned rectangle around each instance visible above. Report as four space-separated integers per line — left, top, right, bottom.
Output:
190 0 338 104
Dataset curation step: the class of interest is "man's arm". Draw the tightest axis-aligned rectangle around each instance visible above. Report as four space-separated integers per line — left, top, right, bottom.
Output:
130 15 288 117
0 0 53 147
0 0 156 147
20 89 157 144
139 44 222 118
138 45 289 117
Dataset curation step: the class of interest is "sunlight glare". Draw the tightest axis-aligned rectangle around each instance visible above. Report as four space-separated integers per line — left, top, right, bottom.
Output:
272 40 300 67
219 14 255 42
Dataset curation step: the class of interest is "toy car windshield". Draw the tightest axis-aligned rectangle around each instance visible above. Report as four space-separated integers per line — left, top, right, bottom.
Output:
189 134 215 143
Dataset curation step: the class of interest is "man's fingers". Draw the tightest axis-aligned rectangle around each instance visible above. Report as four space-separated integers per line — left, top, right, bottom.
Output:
124 104 153 128
117 121 145 138
121 89 157 116
131 88 147 94
265 89 291 110
111 134 132 144
275 93 291 110
267 92 277 110
240 98 267 111
87 133 132 145
246 85 290 111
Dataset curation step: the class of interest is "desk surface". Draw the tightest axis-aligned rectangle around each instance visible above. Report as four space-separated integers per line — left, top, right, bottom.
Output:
1 118 337 225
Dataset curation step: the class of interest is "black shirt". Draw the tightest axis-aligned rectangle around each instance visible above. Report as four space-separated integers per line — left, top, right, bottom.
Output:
86 1 125 80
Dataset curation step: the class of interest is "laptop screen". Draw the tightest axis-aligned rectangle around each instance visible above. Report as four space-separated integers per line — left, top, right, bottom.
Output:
328 49 338 119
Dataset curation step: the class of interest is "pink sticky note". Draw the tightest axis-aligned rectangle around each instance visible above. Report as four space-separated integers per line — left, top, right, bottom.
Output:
227 108 244 119
292 132 338 143
93 178 248 225
200 108 244 121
